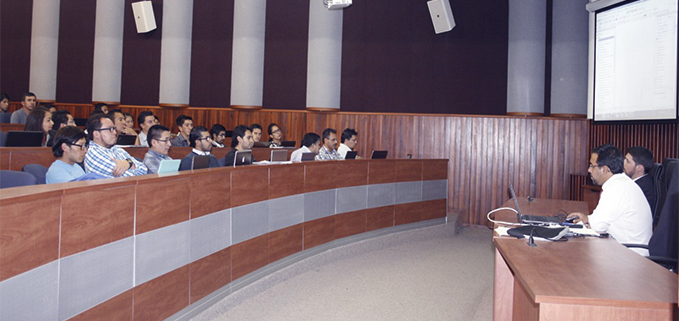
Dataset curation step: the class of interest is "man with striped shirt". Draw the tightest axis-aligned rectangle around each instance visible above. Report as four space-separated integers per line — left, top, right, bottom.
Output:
84 113 147 178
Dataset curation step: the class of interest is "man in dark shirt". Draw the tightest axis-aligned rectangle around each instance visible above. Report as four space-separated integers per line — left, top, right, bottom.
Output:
224 125 255 166
179 126 220 170
623 146 657 213
171 115 193 147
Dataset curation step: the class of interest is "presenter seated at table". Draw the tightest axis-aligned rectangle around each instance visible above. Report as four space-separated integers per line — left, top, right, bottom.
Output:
179 126 220 171
84 113 148 178
338 128 362 159
46 126 87 184
267 123 283 148
24 106 53 147
143 125 173 174
290 133 321 162
568 144 652 256
225 125 255 167
316 128 341 161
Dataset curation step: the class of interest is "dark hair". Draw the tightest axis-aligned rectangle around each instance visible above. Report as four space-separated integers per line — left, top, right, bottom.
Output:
592 144 624 174
232 125 250 148
189 126 209 148
24 106 50 133
137 111 154 128
176 114 193 127
109 109 124 118
301 133 321 148
250 123 262 131
322 128 336 141
93 103 108 113
21 92 36 102
267 123 279 135
52 126 87 158
627 146 655 173
210 124 227 138
1 93 10 101
86 113 113 141
52 109 72 130
341 128 357 143
147 125 170 147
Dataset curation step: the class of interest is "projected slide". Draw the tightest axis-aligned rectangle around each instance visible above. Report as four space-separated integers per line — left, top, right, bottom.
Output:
594 0 678 121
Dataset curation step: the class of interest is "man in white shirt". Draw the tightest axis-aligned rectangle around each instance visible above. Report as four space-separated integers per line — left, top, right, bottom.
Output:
568 144 653 255
290 133 321 162
137 111 156 147
338 128 359 159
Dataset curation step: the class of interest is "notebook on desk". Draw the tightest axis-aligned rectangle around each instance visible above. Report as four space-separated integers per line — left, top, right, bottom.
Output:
509 183 562 225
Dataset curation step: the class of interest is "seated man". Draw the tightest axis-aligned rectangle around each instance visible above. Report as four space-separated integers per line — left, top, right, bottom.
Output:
46 126 87 184
290 133 321 162
315 128 341 160
224 125 255 166
568 144 652 255
250 123 263 142
179 126 220 171
110 109 139 139
84 113 148 177
338 128 359 159
624 146 657 213
136 111 156 147
51 109 75 129
210 124 227 148
10 92 37 124
143 125 173 174
171 114 193 147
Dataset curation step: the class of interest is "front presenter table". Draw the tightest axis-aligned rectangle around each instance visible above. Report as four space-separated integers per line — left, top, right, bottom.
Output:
492 201 677 321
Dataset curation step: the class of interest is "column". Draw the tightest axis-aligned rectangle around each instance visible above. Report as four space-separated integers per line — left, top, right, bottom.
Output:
92 0 125 105
550 0 589 117
29 0 61 102
159 0 194 107
306 0 343 111
230 0 267 110
506 0 546 115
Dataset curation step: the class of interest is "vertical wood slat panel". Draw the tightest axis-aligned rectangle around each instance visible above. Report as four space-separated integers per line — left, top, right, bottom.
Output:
589 122 678 163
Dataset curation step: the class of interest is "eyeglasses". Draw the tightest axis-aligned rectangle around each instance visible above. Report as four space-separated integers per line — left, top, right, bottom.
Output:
588 164 602 169
197 136 212 141
68 142 88 150
95 127 117 133
272 129 281 134
154 138 172 144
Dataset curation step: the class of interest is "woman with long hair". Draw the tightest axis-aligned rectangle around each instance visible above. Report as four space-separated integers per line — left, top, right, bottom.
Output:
24 106 53 146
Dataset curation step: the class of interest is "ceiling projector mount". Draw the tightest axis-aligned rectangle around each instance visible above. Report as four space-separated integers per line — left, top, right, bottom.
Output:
324 0 352 9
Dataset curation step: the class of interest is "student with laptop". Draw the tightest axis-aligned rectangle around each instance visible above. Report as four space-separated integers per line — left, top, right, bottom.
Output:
179 126 220 171
143 125 174 174
338 128 361 159
315 128 342 161
24 106 53 147
225 125 255 166
567 144 652 256
290 133 321 162
46 126 88 184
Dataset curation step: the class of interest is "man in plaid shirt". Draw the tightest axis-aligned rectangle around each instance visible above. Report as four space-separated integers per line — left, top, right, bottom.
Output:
84 113 147 178
315 128 341 161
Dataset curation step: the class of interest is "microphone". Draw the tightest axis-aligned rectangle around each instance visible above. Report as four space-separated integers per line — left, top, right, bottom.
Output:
527 227 537 247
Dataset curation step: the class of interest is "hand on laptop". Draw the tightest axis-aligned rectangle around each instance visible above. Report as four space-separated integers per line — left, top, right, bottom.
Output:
567 212 588 224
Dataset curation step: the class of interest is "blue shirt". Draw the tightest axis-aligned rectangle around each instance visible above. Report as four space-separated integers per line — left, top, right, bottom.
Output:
46 160 86 184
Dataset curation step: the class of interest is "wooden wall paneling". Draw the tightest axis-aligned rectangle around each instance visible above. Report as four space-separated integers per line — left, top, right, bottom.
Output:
69 289 133 321
589 122 678 162
335 113 383 158
419 115 448 159
133 265 190 321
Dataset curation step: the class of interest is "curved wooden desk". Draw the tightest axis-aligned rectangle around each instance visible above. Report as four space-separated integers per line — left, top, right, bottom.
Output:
0 159 448 320
493 199 677 320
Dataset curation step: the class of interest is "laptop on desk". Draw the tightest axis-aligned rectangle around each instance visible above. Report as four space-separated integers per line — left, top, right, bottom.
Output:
157 159 181 174
301 152 316 161
371 150 388 159
509 183 562 225
345 151 358 159
116 134 137 146
5 131 43 147
192 155 211 170
234 150 253 167
280 140 296 147
270 149 288 162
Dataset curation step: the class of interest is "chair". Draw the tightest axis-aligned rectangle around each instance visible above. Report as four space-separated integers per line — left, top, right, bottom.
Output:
627 158 679 271
0 112 11 123
22 164 48 184
0 131 6 147
0 170 38 189
218 157 226 167
649 163 663 227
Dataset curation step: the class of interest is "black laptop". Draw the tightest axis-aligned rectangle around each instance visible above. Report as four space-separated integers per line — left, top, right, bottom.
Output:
280 140 296 147
345 151 358 159
301 152 316 161
116 134 137 146
5 131 43 147
253 141 271 148
234 150 253 167
192 155 211 170
370 150 388 159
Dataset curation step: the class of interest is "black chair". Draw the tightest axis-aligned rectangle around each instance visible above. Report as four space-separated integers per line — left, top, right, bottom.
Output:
626 158 679 271
0 170 38 189
0 112 11 124
22 164 48 184
0 131 6 147
649 163 663 227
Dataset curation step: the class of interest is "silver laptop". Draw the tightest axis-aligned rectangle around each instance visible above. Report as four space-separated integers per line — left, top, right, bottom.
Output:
270 149 288 162
301 152 316 161
509 183 561 225
234 150 253 167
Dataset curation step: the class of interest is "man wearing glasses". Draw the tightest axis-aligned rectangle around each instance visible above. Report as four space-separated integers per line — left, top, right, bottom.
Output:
179 126 220 171
84 113 148 177
46 126 88 184
567 144 652 255
143 125 173 174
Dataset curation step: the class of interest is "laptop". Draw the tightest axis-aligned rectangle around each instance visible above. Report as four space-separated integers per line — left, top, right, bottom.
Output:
157 159 181 174
234 150 253 167
253 141 271 148
116 134 137 146
301 152 316 161
5 131 43 147
509 183 561 225
345 151 358 159
270 149 288 162
192 155 211 170
280 140 296 147
370 150 388 159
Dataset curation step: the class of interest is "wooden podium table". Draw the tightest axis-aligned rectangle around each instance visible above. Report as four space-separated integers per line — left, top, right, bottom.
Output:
493 199 677 321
